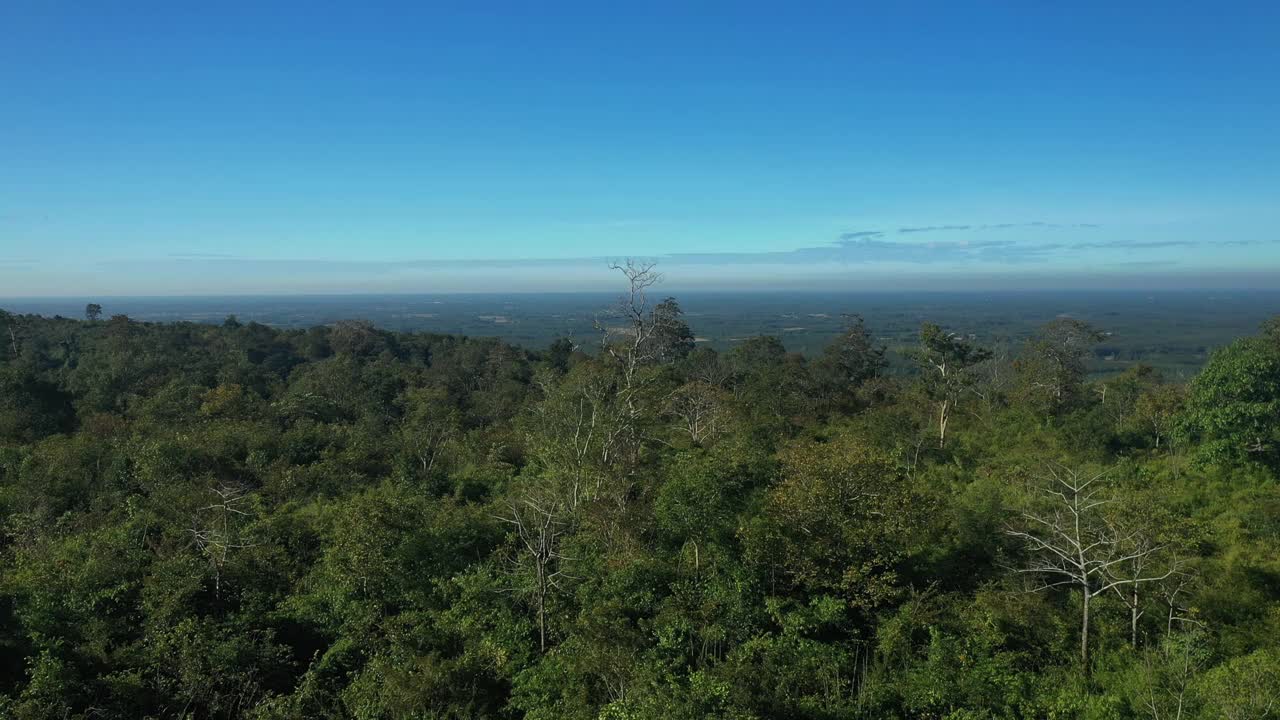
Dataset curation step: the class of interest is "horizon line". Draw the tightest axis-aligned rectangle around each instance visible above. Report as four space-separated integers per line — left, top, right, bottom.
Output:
5 286 1280 303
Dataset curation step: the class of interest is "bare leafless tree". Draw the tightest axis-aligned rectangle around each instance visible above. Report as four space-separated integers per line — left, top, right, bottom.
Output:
1139 631 1205 720
1007 464 1175 671
596 259 665 388
495 490 573 653
665 381 729 445
188 482 259 593
409 424 452 476
1158 569 1201 636
400 388 460 477
1 311 19 357
1102 493 1199 648
526 366 630 510
1105 533 1187 648
575 259 690 504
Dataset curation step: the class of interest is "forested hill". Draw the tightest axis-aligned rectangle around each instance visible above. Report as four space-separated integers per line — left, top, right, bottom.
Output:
2 285 1280 718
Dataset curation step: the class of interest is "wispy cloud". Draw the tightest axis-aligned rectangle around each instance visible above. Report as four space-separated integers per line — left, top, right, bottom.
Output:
667 237 1036 265
1108 260 1182 268
898 224 972 233
105 224 1273 277
896 221 1099 234
1073 240 1195 249
838 230 885 240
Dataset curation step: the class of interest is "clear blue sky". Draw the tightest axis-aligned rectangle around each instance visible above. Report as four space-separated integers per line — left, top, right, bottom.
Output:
2 2 1278 295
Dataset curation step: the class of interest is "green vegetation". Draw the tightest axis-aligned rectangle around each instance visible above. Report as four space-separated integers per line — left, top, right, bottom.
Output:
2 274 1279 719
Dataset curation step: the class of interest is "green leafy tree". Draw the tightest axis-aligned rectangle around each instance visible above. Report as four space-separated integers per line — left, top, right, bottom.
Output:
746 433 925 612
649 297 695 363
911 322 992 448
1196 649 1280 720
1100 363 1162 430
813 313 887 412
0 366 74 443
1132 383 1186 451
726 336 813 436
1178 336 1280 465
1015 317 1104 415
398 385 462 486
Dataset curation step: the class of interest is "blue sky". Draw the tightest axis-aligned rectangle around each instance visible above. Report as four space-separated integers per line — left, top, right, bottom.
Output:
2 2 1278 295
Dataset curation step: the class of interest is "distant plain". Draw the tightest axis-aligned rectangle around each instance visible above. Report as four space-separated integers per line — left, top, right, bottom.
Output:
5 290 1278 378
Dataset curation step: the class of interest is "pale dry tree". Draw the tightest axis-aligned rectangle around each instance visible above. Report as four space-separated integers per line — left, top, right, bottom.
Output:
595 259 664 386
526 366 629 510
188 482 259 593
1157 568 1202 637
589 259 685 493
1 310 19 356
664 381 729 446
1103 532 1190 648
1138 630 1206 720
494 489 575 652
1006 464 1175 671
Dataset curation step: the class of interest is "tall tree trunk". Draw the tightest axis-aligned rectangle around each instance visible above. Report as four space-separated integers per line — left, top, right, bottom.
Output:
1081 587 1091 676
537 564 547 653
1131 586 1140 648
938 399 950 448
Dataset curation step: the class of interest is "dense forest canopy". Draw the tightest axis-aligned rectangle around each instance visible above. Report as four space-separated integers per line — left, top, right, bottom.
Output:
2 268 1279 719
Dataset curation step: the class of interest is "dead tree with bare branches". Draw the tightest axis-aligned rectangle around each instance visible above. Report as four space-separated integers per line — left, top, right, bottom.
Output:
665 380 729 446
525 365 630 510
1006 464 1175 672
1105 537 1193 649
495 490 573 653
1158 569 1201 637
597 259 665 389
188 482 259 593
584 260 694 498
0 310 20 357
1139 631 1206 720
